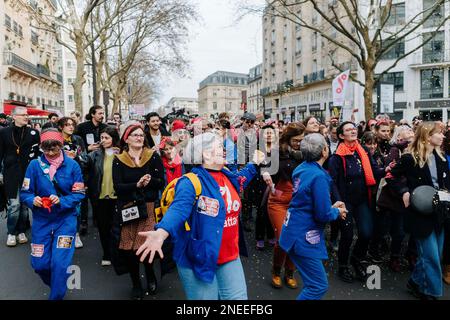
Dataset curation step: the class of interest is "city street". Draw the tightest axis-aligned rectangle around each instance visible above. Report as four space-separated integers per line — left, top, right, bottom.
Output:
1 211 449 300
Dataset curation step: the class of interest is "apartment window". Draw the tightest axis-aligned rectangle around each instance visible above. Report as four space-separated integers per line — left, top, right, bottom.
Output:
67 61 73 68
283 24 288 40
312 59 317 73
212 102 217 110
381 38 405 60
312 32 317 52
386 3 405 26
423 31 444 63
37 97 40 105
13 21 18 34
28 98 33 104
378 72 404 91
67 78 73 85
423 0 445 28
5 14 11 29
421 68 444 99
68 95 73 102
296 37 302 53
271 30 275 43
18 25 23 37
296 64 302 79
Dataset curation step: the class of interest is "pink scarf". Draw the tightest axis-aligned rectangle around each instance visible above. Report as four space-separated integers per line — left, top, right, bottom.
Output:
45 152 64 181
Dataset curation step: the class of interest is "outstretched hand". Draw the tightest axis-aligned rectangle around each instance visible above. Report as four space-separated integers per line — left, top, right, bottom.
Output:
136 229 169 264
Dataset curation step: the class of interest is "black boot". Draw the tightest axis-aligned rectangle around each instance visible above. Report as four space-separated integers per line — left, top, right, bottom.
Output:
145 264 157 296
351 256 367 282
338 265 354 283
131 284 144 300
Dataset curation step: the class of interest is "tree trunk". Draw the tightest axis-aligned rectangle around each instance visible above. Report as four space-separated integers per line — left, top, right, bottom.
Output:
363 59 376 120
74 34 87 114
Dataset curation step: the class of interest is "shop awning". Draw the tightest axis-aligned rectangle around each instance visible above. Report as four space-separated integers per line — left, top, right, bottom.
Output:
3 102 51 116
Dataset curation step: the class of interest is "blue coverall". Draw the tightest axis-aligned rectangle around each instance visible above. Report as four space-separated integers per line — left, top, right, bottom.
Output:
20 153 85 300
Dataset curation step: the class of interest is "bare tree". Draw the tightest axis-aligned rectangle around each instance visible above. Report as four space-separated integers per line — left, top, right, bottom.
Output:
240 0 450 119
95 0 197 114
28 0 132 113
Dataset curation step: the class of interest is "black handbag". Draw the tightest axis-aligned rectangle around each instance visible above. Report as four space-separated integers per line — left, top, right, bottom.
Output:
117 190 148 224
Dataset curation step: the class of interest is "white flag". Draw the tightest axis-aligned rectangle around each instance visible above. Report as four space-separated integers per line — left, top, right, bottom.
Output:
332 70 350 107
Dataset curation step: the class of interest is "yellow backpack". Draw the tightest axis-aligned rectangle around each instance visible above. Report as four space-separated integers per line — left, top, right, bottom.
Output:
154 173 202 231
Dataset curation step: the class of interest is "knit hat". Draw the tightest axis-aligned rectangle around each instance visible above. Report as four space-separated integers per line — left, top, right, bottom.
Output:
171 119 186 132
40 128 64 144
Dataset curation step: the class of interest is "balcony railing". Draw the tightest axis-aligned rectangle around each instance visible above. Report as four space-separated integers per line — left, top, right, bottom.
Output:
303 69 325 84
3 52 38 77
410 49 450 66
5 18 11 29
37 64 50 77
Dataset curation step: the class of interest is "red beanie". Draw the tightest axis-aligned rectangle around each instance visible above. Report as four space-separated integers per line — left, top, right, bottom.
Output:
172 120 186 132
40 130 64 144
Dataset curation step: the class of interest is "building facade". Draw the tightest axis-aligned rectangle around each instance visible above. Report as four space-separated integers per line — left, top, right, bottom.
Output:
60 28 93 118
262 0 450 123
197 71 248 116
248 63 263 117
166 97 198 115
1 0 63 116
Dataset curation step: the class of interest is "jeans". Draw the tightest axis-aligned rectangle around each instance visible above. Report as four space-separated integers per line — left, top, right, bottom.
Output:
411 229 444 297
7 190 29 235
177 257 247 300
289 253 328 300
338 201 373 265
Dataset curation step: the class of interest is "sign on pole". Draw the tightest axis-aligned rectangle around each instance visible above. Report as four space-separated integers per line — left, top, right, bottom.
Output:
377 83 395 114
332 70 350 107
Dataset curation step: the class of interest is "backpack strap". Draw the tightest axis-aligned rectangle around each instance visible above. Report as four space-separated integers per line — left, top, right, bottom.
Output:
182 173 202 232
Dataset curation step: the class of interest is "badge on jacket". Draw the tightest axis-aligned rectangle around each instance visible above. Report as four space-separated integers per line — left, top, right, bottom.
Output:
197 196 219 217
306 230 321 245
22 178 30 191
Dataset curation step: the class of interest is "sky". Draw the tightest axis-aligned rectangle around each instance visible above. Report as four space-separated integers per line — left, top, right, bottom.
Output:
153 0 263 108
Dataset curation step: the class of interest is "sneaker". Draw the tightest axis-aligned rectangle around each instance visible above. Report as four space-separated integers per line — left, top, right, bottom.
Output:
75 233 83 249
256 240 265 250
351 257 367 282
17 233 28 244
284 270 298 289
101 260 111 266
6 234 17 247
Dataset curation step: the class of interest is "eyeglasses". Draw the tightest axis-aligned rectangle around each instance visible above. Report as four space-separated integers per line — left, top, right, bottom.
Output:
42 146 61 153
129 133 145 138
291 138 303 144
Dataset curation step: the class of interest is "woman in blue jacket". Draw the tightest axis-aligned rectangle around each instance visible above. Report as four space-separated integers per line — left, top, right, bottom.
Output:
279 133 347 300
136 132 264 300
20 129 85 300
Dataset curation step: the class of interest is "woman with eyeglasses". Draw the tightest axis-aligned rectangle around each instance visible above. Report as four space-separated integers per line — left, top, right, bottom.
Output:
20 129 85 300
328 121 382 283
111 124 164 300
83 127 120 266
58 117 87 249
264 123 305 289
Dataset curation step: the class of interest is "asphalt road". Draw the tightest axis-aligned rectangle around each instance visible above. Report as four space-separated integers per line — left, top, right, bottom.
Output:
0 209 449 300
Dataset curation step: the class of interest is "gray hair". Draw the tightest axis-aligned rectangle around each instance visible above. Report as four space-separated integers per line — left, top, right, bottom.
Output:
183 132 222 165
390 125 413 145
12 106 27 115
300 133 327 162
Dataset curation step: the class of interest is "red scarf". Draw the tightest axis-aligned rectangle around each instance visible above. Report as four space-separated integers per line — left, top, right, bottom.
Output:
335 141 376 187
162 154 183 184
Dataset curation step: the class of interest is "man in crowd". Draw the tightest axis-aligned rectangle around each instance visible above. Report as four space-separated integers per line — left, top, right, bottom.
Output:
113 112 122 129
42 113 60 130
0 106 40 246
144 112 170 151
0 113 9 128
75 105 107 234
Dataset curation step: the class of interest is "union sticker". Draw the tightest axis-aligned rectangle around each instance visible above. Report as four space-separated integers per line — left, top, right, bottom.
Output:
22 178 30 191
56 236 73 249
197 196 219 217
31 244 44 257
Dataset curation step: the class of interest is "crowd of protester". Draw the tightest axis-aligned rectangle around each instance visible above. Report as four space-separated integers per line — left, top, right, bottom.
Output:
0 106 449 301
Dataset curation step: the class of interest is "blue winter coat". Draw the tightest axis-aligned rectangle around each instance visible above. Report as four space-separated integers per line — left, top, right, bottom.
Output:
156 163 258 283
279 161 339 260
20 153 86 217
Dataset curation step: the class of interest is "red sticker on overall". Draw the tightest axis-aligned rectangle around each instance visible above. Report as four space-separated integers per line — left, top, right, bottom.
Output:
197 196 220 217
